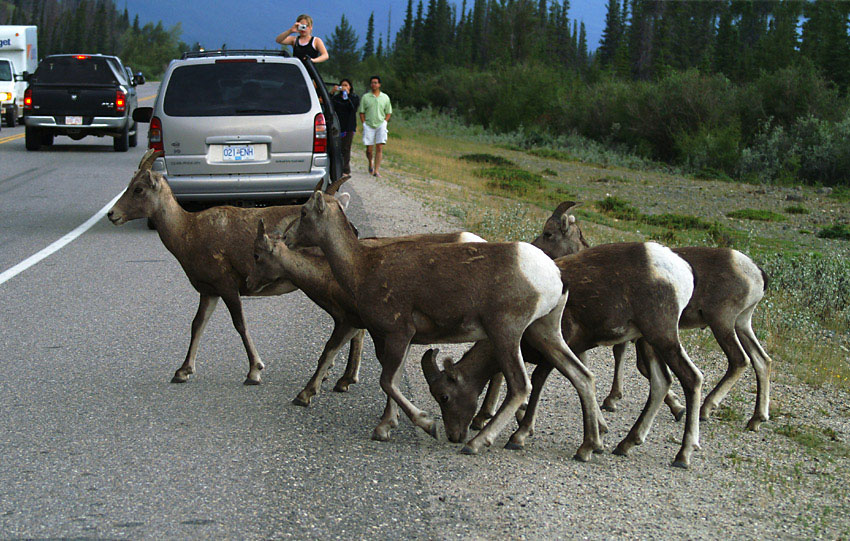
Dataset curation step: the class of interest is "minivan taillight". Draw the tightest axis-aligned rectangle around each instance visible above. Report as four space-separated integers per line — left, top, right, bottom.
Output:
23 87 32 110
115 90 126 112
149 116 163 152
313 113 327 153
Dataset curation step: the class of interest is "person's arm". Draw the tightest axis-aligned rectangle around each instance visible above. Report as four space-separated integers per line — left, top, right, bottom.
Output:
275 24 298 46
312 37 329 63
385 98 392 122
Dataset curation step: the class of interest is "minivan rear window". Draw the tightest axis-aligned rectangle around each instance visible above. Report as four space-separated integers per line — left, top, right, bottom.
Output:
33 56 119 85
164 62 312 117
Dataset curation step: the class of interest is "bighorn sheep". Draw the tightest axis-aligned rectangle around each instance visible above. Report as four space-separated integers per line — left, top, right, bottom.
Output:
533 203 773 431
423 242 702 467
107 149 358 387
284 191 605 462
247 213 486 406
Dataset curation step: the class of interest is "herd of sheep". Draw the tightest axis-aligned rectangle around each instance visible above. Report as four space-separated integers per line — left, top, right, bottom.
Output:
107 149 772 469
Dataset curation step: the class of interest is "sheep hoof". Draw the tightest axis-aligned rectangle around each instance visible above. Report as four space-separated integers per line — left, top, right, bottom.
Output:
171 375 188 383
460 445 478 455
504 441 523 451
243 378 261 386
292 395 310 407
671 460 689 469
674 409 686 422
333 380 351 392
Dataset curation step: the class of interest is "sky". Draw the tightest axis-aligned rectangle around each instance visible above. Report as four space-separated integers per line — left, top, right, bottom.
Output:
122 1 606 52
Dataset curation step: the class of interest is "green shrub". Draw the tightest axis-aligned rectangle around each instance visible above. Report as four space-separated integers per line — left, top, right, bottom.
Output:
474 167 544 194
541 168 558 176
817 223 850 240
644 213 713 230
597 196 641 220
459 153 516 167
528 148 577 162
726 208 787 221
785 205 810 215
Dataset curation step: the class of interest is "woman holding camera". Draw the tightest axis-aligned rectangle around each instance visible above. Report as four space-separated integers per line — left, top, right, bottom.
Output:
275 14 329 63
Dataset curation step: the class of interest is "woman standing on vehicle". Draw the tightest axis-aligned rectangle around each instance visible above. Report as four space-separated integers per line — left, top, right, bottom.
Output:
275 15 329 63
331 79 360 175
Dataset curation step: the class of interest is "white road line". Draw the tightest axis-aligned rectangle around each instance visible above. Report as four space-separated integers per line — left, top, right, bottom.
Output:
0 190 125 286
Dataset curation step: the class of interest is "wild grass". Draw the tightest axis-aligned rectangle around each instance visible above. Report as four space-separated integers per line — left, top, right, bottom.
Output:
473 167 545 195
774 423 850 458
459 153 516 167
597 196 716 231
785 205 810 215
817 223 850 240
727 208 787 221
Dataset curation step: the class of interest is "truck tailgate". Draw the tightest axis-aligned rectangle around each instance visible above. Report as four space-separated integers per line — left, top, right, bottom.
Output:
30 85 121 118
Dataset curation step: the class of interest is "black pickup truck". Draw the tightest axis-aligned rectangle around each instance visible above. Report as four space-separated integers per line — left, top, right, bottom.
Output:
23 54 140 151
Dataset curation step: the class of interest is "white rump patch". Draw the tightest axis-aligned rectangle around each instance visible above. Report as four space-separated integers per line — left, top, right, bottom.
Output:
645 242 694 313
516 242 563 319
458 232 487 243
731 249 765 305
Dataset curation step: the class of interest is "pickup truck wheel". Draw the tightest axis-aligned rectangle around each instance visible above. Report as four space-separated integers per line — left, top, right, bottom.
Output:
25 126 42 151
5 108 17 128
129 122 138 148
114 123 130 152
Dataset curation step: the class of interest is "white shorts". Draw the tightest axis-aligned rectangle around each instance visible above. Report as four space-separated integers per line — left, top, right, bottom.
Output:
362 121 388 146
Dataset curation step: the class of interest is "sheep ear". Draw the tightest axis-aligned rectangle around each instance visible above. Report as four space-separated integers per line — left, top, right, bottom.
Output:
560 213 570 233
336 192 351 211
315 191 327 213
442 357 460 382
568 214 576 225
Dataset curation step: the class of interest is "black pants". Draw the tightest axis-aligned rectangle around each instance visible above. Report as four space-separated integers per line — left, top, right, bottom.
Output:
341 131 354 175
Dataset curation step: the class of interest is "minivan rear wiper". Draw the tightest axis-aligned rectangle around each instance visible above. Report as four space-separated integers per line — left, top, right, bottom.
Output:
234 108 285 114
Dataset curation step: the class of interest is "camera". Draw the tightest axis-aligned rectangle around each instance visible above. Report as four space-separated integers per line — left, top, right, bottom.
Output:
297 23 307 30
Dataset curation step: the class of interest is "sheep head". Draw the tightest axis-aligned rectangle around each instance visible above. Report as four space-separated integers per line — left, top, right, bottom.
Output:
108 150 166 225
531 201 589 258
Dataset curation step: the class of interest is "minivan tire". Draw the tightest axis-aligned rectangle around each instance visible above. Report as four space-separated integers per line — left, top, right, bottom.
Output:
114 123 130 152
25 126 42 151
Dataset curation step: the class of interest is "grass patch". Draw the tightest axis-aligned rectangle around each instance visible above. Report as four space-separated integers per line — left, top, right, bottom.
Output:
785 205 810 215
774 423 850 458
459 153 516 167
817 223 850 240
597 196 716 231
474 166 544 195
527 147 577 162
829 186 850 202
726 208 787 222
541 168 558 176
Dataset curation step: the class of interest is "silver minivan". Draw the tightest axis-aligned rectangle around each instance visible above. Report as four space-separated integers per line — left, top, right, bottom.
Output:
134 50 342 205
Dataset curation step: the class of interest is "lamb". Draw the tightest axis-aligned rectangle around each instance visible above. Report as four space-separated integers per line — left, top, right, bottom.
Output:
106 149 358 387
422 241 703 467
247 214 486 407
533 203 773 431
283 191 605 462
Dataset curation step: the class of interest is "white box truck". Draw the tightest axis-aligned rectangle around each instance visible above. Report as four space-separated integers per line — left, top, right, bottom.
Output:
0 25 38 127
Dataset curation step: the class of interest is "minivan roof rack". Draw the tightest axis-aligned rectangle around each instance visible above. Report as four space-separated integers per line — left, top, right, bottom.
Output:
181 49 291 59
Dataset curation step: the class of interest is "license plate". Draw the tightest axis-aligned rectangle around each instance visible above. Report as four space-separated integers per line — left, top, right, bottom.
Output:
65 116 83 125
222 144 255 162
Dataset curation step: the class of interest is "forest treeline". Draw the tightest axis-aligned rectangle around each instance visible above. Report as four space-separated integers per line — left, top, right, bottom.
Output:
325 0 850 186
0 0 185 79
4 0 850 185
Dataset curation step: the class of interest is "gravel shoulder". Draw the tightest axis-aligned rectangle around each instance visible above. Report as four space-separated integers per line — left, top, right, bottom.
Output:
343 153 850 540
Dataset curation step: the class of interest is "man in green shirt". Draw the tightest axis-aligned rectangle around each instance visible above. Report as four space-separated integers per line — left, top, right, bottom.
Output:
357 75 393 177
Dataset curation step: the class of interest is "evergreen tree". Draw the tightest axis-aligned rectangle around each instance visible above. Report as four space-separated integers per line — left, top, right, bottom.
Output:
325 14 360 74
363 12 375 60
599 0 621 66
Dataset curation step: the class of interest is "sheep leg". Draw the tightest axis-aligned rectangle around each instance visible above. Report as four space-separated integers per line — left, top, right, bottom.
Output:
173 294 219 383
614 340 672 456
737 309 772 431
472 373 504 430
522 304 605 462
506 363 554 450
700 318 749 421
294 323 361 406
659 343 703 469
335 328 365 392
603 342 627 411
462 334 530 455
372 334 436 441
634 344 685 421
220 294 264 385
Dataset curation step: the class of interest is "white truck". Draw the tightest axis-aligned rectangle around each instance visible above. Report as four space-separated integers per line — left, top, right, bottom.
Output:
0 25 38 127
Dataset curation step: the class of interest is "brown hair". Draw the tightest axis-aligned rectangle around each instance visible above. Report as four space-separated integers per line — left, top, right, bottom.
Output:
297 14 313 27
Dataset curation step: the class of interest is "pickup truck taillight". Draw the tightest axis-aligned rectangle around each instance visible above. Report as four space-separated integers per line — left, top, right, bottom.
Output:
149 116 163 152
313 113 327 153
24 88 32 110
115 91 126 112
